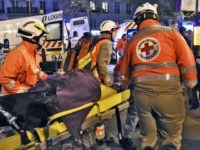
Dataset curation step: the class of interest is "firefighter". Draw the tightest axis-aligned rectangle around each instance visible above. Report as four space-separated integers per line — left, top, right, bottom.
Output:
119 2 199 150
0 18 48 95
90 20 119 86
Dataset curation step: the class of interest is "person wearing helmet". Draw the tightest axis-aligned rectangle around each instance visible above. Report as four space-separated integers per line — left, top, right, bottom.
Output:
0 18 48 95
87 20 119 86
119 2 199 150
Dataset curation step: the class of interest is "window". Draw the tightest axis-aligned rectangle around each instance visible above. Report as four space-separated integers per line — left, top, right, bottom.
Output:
90 19 97 29
90 1 95 11
16 1 18 8
0 0 4 11
53 1 58 11
115 2 120 14
73 19 85 26
46 23 62 41
40 1 46 10
102 2 108 13
40 1 46 13
126 3 131 14
12 0 15 8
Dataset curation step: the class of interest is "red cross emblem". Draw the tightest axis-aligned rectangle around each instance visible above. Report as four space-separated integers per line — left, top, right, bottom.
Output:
141 42 154 55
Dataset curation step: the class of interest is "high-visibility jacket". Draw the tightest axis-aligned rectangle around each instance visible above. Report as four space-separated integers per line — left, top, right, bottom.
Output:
0 41 47 95
91 38 112 84
78 35 112 86
120 19 197 88
116 38 127 52
77 38 92 61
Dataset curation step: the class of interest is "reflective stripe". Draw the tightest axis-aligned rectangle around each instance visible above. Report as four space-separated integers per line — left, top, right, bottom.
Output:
133 74 180 84
78 53 91 69
4 80 16 91
39 71 44 78
128 25 173 47
134 62 178 71
17 86 29 93
120 76 126 80
181 65 197 74
93 70 99 77
184 79 198 89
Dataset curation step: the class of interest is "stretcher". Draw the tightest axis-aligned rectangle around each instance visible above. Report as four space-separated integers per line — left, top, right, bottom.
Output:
0 85 130 150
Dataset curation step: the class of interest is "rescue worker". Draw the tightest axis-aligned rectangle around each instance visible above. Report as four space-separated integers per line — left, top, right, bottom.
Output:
74 32 93 69
119 2 199 150
116 34 127 58
0 18 48 95
88 20 119 86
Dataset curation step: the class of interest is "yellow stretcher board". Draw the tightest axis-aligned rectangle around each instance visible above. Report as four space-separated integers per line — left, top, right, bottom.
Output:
0 85 130 150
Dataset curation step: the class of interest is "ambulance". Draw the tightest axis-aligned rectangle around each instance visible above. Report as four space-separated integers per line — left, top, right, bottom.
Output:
69 16 90 39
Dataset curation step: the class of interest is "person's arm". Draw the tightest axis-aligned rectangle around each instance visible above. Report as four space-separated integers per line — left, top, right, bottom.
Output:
175 29 199 109
97 41 112 86
174 29 197 88
119 43 132 82
116 39 122 52
0 50 29 94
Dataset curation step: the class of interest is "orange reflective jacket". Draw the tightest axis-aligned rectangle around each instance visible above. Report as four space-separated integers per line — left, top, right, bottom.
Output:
90 38 112 84
120 19 197 88
0 41 47 95
77 38 93 64
116 38 127 52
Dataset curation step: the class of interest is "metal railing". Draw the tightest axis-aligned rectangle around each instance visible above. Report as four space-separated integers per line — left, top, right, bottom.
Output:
7 7 38 14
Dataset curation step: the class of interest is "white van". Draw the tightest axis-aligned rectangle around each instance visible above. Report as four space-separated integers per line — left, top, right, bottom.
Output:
69 16 90 38
0 10 69 74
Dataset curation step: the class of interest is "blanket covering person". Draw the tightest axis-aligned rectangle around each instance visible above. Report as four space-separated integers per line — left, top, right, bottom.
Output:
0 69 101 137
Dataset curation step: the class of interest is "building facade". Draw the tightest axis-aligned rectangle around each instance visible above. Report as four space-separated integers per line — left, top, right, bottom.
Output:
0 0 135 30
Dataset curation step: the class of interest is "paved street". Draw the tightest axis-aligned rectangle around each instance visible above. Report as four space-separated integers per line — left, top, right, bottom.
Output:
83 105 200 150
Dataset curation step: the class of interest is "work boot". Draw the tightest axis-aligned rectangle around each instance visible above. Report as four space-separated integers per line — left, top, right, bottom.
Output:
119 137 138 150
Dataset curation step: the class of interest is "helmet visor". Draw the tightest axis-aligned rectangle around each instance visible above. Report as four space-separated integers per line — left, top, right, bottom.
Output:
34 23 48 34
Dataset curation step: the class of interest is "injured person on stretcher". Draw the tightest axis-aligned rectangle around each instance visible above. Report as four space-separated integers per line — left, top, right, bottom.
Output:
0 69 130 150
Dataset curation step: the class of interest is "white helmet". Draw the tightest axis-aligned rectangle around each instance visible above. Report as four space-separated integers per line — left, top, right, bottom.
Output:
133 2 158 26
18 18 48 39
100 20 120 33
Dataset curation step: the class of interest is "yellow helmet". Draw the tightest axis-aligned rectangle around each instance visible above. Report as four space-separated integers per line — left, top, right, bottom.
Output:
18 18 48 39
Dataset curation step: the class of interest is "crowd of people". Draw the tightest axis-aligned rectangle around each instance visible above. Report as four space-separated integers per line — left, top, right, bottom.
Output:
0 2 199 150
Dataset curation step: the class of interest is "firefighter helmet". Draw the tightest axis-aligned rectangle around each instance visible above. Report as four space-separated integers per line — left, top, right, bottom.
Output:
100 20 120 33
18 18 48 39
133 2 158 26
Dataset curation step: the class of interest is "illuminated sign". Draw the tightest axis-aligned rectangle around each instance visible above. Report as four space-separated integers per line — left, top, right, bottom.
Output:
193 26 200 45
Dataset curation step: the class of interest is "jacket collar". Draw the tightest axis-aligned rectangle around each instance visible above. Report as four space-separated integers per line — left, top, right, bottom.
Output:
139 19 161 30
99 33 111 40
21 40 37 55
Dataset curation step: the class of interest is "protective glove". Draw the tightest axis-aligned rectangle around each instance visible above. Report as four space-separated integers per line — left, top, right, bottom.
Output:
111 82 128 92
189 84 200 110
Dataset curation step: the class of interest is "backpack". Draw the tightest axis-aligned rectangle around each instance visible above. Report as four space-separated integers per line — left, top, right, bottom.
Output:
77 37 108 71
63 36 108 71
